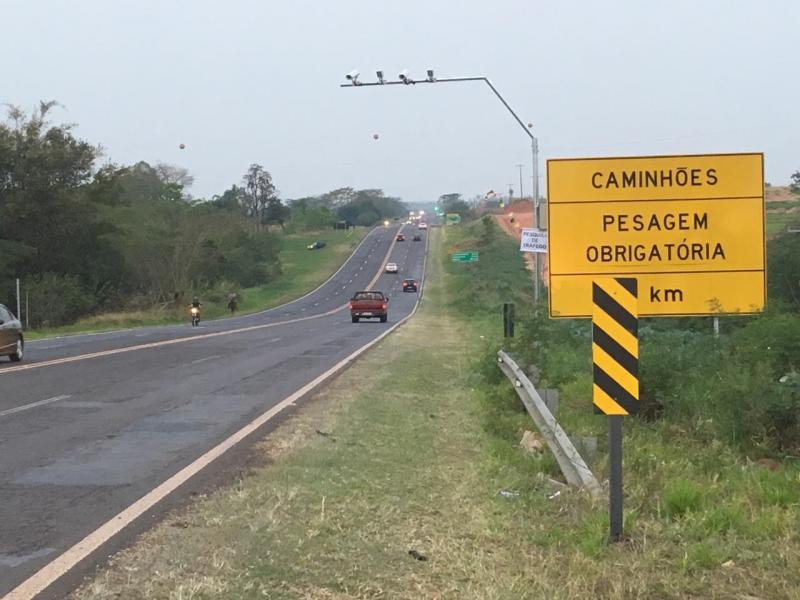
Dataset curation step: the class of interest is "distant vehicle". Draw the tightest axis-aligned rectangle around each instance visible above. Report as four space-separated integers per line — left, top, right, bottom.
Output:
412 234 422 241
385 262 398 273
395 234 405 241
402 279 418 293
190 306 201 327
418 222 428 230
0 304 24 362
307 240 327 250
350 291 388 323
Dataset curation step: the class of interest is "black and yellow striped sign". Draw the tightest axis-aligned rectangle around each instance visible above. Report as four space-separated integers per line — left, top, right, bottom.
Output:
592 278 638 415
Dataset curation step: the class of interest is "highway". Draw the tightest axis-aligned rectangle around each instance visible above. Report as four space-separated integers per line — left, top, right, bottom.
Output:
0 223 427 598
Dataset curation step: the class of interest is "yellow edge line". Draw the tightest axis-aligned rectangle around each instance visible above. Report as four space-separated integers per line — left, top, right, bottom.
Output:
3 226 423 600
1 226 405 377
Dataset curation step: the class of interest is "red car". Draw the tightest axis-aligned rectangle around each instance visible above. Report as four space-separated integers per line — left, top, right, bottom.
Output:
350 291 388 323
396 234 405 241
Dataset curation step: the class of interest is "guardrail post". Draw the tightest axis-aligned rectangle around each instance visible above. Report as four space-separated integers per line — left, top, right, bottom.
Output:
503 303 515 338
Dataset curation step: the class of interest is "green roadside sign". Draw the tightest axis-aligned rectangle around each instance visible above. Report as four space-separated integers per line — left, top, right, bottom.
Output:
451 251 479 263
446 213 462 224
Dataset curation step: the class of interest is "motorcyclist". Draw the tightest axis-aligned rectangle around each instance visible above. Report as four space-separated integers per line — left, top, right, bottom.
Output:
227 292 239 314
190 296 202 309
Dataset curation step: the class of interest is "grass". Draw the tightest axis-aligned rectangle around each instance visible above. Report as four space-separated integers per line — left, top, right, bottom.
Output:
766 210 800 237
72 223 800 599
26 228 367 340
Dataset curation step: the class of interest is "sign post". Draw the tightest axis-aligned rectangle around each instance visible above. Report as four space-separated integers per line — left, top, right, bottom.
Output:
548 152 763 543
592 277 638 541
503 302 515 338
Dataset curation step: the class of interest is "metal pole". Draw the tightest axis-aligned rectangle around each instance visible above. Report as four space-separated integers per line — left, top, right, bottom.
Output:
25 290 29 329
532 138 540 304
609 415 624 542
342 72 544 305
516 164 524 200
16 278 21 320
713 316 720 338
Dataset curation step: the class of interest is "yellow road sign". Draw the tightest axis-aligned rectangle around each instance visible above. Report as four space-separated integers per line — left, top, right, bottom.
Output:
592 277 638 415
547 153 764 318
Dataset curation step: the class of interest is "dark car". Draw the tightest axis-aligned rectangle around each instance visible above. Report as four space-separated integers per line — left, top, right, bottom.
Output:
412 234 422 241
402 279 418 293
395 234 405 242
307 240 327 250
0 304 24 362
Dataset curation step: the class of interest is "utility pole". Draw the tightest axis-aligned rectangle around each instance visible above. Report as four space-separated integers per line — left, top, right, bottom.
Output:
516 164 524 200
340 68 542 304
16 278 21 320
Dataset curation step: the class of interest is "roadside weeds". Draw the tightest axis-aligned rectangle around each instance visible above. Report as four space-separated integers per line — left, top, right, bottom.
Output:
27 228 367 340
72 226 800 600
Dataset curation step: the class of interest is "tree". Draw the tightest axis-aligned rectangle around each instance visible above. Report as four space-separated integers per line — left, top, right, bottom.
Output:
334 188 406 225
438 193 462 206
242 163 277 223
0 102 124 300
791 170 800 193
438 192 472 220
263 196 290 229
154 162 194 188
318 187 357 208
768 232 800 309
212 185 248 213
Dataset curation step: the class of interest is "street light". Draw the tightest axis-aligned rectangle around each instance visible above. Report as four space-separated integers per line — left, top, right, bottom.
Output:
340 68 542 302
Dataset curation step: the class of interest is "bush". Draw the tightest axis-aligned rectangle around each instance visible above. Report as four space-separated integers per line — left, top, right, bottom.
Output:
25 272 96 327
767 232 800 311
662 479 703 518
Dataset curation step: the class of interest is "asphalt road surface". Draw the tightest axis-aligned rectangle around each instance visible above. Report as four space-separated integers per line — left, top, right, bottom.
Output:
0 223 428 597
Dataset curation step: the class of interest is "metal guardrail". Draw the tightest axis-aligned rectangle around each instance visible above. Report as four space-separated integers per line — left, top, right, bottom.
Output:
497 350 602 496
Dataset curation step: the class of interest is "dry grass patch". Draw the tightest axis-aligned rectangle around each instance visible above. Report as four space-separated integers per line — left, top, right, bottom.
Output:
72 228 800 600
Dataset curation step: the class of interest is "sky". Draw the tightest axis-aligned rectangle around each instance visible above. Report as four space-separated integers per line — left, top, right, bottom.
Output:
3 0 798 202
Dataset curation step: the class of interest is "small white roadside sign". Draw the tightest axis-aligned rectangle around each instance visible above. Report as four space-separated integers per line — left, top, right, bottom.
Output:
520 228 548 253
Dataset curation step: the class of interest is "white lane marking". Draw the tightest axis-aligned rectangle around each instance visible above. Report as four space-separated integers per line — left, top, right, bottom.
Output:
0 230 406 377
0 395 72 418
4 261 426 600
0 308 344 376
190 355 221 365
269 337 282 343
36 345 63 350
29 226 382 344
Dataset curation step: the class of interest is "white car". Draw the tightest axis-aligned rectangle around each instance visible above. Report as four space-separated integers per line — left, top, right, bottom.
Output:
418 222 428 230
385 262 398 274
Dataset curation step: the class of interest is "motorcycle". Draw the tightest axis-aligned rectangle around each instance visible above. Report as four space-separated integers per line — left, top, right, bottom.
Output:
190 306 200 326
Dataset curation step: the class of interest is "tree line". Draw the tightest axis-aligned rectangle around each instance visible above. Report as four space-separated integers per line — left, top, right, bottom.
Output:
0 102 406 327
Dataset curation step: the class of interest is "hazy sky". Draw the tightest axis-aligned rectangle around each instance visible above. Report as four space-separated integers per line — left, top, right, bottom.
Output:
4 1 798 202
